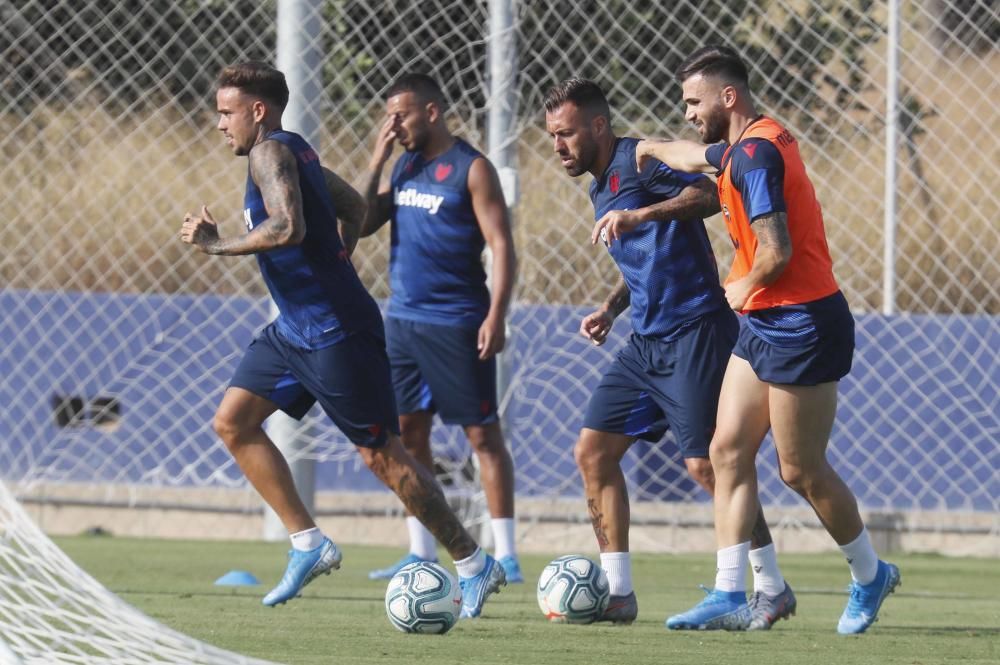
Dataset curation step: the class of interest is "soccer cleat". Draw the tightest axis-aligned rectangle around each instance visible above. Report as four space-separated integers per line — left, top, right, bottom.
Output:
367 552 438 580
498 555 524 584
597 591 638 625
747 582 797 630
837 560 900 634
458 554 506 618
665 586 751 631
262 537 342 607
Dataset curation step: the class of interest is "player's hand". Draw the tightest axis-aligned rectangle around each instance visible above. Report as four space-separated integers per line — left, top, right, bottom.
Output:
180 205 220 253
370 116 397 170
592 209 642 246
580 309 614 346
477 314 506 360
724 277 755 312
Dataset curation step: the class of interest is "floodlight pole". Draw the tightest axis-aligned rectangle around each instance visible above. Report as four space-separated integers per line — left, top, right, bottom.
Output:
263 0 324 542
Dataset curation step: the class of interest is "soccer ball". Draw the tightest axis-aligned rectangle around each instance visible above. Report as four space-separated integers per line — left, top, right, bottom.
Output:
385 561 462 634
536 554 610 624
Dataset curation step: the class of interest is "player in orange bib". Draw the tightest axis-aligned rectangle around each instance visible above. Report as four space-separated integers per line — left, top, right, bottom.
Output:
635 45 899 634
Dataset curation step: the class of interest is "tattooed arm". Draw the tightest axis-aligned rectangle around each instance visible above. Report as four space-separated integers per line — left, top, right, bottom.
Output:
181 139 305 255
590 178 720 245
580 276 630 346
322 166 367 256
724 212 793 310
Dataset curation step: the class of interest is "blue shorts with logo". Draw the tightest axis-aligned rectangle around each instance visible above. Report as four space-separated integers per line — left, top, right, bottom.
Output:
229 322 399 447
582 307 738 458
386 316 498 426
734 290 854 386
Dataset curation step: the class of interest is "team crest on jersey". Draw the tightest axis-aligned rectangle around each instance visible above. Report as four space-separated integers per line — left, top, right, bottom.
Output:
609 170 620 194
742 143 758 160
434 162 453 182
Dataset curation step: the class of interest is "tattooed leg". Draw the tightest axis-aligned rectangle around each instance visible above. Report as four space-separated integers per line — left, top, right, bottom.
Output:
574 429 633 552
359 434 477 560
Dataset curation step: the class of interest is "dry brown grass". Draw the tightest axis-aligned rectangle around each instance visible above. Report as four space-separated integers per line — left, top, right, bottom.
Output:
2 49 997 315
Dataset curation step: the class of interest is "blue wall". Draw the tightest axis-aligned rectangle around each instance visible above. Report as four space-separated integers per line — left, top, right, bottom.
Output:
1 290 996 512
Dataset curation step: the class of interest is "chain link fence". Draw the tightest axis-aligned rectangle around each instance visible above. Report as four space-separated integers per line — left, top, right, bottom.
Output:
1 0 997 537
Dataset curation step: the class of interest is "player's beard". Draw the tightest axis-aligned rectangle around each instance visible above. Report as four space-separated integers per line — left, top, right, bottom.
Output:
698 109 728 145
565 138 597 177
402 124 430 153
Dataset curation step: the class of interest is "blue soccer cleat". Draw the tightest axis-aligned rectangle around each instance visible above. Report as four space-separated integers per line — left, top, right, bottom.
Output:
459 554 506 618
262 537 342 607
837 560 900 634
498 555 524 584
747 582 797 631
665 586 751 631
368 552 438 580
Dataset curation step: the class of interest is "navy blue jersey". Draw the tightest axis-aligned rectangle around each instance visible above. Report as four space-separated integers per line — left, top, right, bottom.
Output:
388 138 490 328
243 130 383 349
589 137 726 339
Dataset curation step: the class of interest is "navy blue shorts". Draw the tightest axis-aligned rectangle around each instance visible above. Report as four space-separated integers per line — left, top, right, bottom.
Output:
385 316 498 426
229 323 399 447
582 307 738 458
733 291 855 386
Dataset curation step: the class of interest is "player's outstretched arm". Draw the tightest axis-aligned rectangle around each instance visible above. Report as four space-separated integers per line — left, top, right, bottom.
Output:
591 178 720 245
321 166 367 256
180 140 305 256
580 276 629 347
469 156 516 360
635 139 714 175
360 116 396 238
725 212 792 310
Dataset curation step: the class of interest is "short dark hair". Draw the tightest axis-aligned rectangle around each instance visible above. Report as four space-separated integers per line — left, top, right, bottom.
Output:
216 61 289 109
675 45 750 89
385 73 448 109
543 78 611 120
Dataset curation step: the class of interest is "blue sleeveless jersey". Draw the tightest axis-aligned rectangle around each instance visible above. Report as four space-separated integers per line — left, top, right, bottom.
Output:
388 138 490 328
243 130 383 349
589 137 726 339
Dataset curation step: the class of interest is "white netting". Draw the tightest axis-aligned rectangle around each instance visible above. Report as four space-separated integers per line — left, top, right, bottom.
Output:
0 482 274 664
1 0 998 658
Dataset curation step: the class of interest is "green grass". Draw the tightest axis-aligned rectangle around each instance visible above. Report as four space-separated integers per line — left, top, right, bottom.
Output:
55 537 999 665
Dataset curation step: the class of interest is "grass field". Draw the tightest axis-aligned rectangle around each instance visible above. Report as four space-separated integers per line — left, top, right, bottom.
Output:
55 536 999 665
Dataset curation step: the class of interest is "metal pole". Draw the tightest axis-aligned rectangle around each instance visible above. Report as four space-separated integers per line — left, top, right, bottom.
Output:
484 0 518 548
262 0 324 542
883 0 899 315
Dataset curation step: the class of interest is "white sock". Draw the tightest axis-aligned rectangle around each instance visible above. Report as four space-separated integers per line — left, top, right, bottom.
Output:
839 526 879 585
454 547 486 578
491 517 517 561
714 542 750 593
289 527 325 552
406 516 438 560
749 543 785 595
600 552 633 596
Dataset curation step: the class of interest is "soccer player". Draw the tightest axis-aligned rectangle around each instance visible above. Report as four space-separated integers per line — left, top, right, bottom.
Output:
544 78 792 628
180 62 505 617
636 45 900 634
359 74 522 583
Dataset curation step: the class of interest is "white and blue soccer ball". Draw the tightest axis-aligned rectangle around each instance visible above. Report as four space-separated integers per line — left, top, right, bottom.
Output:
385 561 462 634
536 554 610 624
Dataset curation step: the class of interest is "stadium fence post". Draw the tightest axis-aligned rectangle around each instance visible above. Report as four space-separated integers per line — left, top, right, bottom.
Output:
262 0 325 541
